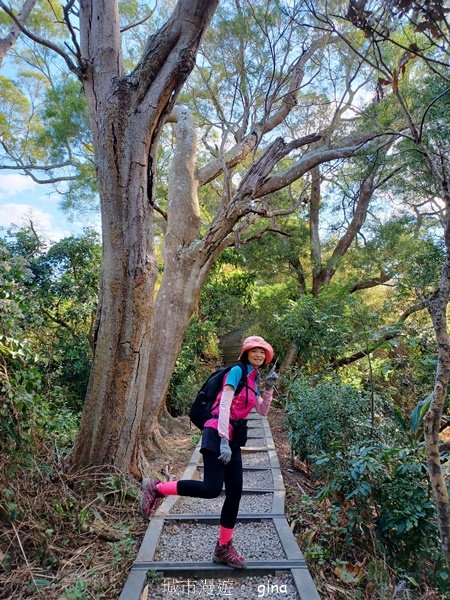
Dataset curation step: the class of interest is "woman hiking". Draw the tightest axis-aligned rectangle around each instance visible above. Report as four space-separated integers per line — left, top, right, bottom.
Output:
139 335 278 569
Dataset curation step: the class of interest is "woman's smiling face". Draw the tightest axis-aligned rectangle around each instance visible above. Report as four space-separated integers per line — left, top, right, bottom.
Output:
247 347 266 368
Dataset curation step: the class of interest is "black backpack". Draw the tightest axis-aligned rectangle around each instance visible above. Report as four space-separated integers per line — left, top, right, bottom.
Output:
188 363 247 430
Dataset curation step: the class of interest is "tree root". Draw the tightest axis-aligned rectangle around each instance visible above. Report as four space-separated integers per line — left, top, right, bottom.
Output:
159 406 186 433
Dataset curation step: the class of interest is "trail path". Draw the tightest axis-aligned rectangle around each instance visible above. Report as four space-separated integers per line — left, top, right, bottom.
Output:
119 411 320 599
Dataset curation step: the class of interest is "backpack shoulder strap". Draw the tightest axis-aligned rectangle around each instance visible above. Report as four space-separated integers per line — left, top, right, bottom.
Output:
235 361 247 394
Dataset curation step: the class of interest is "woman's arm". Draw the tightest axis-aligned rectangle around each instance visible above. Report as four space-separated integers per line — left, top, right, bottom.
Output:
255 370 278 416
217 384 234 439
255 387 274 416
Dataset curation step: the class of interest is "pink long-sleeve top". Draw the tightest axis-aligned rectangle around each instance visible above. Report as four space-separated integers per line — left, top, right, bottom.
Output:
203 365 274 440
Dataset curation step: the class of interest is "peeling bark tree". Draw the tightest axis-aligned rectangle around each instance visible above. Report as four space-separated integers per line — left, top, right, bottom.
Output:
424 204 450 569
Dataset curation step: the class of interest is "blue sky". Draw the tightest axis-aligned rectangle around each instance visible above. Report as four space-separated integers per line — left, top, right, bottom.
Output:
0 172 100 242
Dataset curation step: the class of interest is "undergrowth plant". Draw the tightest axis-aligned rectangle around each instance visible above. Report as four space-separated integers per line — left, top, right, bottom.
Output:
285 374 447 593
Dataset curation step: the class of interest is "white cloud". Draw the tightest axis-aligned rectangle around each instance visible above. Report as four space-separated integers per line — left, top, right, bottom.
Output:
0 174 38 200
0 203 70 241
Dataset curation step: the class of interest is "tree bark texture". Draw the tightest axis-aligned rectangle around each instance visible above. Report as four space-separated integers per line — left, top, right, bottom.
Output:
70 0 218 473
138 108 209 466
424 203 450 570
312 165 379 295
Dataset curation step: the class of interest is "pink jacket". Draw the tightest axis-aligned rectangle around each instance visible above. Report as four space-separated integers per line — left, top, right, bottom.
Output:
204 368 274 440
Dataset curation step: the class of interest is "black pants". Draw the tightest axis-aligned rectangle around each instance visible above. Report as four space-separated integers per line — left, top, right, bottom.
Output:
177 448 243 529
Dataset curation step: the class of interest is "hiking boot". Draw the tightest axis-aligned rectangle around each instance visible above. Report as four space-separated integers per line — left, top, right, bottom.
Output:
212 540 247 569
140 478 163 519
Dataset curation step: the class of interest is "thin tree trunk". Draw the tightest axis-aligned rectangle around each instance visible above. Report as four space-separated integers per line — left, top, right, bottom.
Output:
310 166 322 297
281 342 299 372
424 202 450 570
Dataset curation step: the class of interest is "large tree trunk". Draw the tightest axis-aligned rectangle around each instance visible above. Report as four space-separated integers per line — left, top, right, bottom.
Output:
69 0 218 474
138 255 207 462
70 122 157 471
138 107 209 469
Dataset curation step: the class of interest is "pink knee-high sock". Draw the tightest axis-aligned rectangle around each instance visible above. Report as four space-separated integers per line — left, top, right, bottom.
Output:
156 481 178 495
219 525 234 546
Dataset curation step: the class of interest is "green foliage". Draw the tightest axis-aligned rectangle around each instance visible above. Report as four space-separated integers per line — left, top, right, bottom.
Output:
0 334 43 456
199 252 257 335
236 221 310 283
62 577 88 600
27 229 100 408
285 376 371 461
0 75 30 137
0 227 98 459
250 281 299 356
37 78 90 160
347 217 439 287
0 237 43 457
286 370 445 588
409 395 433 435
110 536 136 568
271 285 379 370
316 442 444 586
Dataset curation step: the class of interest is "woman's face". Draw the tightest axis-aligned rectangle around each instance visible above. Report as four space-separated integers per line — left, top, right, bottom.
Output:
247 347 266 368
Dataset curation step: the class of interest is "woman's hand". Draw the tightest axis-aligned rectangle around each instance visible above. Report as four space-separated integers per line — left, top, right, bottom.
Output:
264 370 279 390
219 437 232 464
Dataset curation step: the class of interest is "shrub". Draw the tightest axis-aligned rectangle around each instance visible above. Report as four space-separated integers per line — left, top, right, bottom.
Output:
285 376 371 461
285 373 446 591
316 442 445 590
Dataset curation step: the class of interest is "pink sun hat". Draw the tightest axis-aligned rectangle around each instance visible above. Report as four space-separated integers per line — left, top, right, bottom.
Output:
238 335 274 364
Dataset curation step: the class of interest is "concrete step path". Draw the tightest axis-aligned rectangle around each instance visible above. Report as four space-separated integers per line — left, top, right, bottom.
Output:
119 413 320 599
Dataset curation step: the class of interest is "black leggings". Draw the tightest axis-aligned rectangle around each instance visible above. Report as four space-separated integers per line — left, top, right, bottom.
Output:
177 449 243 529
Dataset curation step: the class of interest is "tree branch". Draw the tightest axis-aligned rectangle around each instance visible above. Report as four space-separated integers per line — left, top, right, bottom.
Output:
314 162 381 292
310 165 322 294
0 0 37 67
331 299 426 369
40 306 82 340
129 1 218 112
196 35 337 186
349 272 393 293
62 0 82 66
255 132 389 198
0 0 81 75
233 226 290 246
120 9 155 33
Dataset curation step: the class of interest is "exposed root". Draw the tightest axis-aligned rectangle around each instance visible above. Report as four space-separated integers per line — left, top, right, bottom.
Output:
159 406 187 433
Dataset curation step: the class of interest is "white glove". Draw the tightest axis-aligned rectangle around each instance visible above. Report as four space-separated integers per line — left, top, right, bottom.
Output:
218 437 232 464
